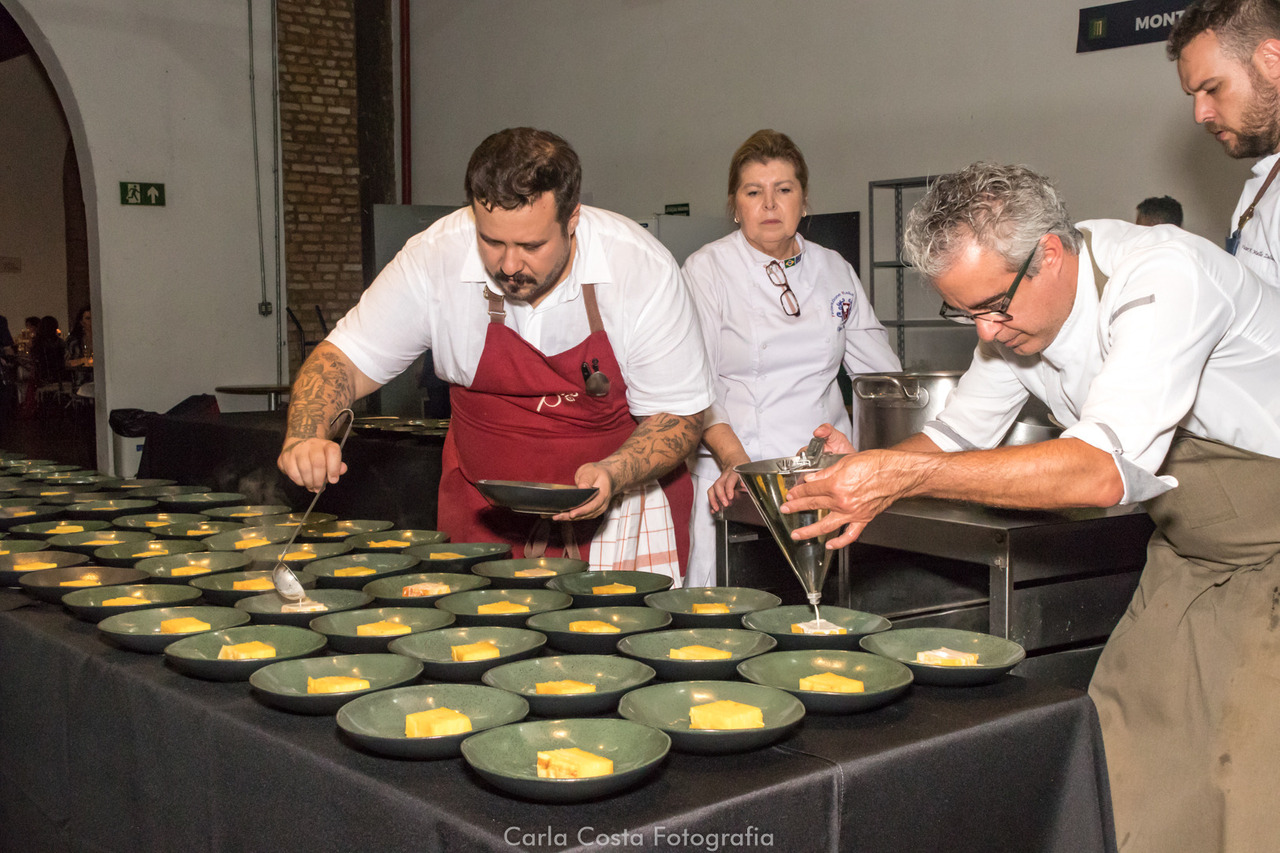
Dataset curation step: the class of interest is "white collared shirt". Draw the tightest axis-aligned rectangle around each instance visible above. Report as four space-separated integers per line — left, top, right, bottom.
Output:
682 229 900 478
1230 153 1280 287
327 205 713 417
923 219 1280 503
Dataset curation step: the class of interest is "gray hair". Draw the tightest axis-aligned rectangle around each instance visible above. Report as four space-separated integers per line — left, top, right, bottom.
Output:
902 162 1083 281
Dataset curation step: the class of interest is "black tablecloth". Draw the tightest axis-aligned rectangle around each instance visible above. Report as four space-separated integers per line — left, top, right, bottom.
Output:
137 412 444 529
0 599 1116 853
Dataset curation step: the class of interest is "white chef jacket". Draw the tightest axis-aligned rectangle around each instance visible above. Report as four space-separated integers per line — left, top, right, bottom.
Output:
682 229 900 482
922 219 1280 504
327 205 713 418
1230 153 1280 287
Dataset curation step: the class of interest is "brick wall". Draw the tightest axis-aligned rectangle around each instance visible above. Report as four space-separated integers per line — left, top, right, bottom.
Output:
277 0 362 376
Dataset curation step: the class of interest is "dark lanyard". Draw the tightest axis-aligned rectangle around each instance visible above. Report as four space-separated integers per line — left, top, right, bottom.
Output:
1227 156 1280 255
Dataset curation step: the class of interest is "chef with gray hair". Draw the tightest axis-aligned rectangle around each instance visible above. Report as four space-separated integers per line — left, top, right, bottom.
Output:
780 161 1280 853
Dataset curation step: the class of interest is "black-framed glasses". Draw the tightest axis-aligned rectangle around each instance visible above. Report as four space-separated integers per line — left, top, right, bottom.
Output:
765 261 801 317
939 237 1040 325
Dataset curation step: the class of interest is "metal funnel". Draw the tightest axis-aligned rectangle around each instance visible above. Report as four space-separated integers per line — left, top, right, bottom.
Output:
735 452 844 607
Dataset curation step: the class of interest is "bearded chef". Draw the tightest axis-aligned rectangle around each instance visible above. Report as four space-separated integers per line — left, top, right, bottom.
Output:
277 128 712 581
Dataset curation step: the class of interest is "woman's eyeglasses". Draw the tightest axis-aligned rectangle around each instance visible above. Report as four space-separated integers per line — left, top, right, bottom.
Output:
765 261 801 317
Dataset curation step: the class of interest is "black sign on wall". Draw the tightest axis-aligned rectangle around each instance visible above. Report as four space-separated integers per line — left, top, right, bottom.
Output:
1078 0 1190 53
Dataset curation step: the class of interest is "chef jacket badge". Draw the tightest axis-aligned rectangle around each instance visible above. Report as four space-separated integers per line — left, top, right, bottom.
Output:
830 293 854 330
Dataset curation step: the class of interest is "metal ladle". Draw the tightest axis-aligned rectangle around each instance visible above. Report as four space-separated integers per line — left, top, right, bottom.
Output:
271 408 355 610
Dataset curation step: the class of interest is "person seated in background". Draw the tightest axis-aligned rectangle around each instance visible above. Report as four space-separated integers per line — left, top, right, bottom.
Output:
15 316 37 356
680 129 900 588
66 306 92 362
30 316 66 383
1135 195 1184 226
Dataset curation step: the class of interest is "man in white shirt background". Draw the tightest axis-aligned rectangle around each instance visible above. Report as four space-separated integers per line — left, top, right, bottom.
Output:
1171 0 1280 284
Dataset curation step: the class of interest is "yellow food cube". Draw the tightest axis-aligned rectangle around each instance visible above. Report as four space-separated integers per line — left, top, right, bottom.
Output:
689 699 765 730
428 552 465 560
15 561 59 571
306 675 371 694
82 539 116 546
160 617 211 634
133 549 169 557
514 568 556 578
405 707 472 738
536 747 613 779
232 577 274 591
569 620 620 633
39 490 68 496
60 579 100 587
47 524 84 534
184 529 210 536
102 596 149 606
592 583 636 594
476 601 529 614
402 581 450 597
229 511 262 517
692 602 731 614
333 566 376 577
450 640 501 662
799 672 865 693
217 640 276 660
916 647 979 666
234 537 271 550
321 531 347 537
366 539 409 548
356 620 412 637
143 520 168 527
668 644 731 660
280 551 314 561
535 679 597 694
791 623 848 635
169 566 208 577
11 511 35 517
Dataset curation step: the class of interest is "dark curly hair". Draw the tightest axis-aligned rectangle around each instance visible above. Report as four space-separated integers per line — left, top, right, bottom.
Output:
464 128 582 227
1168 0 1280 62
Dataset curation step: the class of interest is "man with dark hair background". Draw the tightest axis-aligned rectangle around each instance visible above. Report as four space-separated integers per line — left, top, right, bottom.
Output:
1134 194 1184 226
1171 0 1280 284
278 128 711 579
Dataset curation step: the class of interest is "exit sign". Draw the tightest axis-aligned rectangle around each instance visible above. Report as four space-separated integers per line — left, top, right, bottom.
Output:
120 182 166 206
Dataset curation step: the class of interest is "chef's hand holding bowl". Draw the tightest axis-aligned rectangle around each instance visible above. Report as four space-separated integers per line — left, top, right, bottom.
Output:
550 460 614 521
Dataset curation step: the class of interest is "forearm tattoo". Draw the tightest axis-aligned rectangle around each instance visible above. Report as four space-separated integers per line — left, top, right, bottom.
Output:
599 412 704 492
284 346 356 445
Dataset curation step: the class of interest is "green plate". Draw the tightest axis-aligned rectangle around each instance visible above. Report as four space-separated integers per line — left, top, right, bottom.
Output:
242 541 352 570
471 557 589 589
346 529 449 552
187 569 316 605
234 588 372 627
64 499 158 521
616 627 777 681
164 624 326 681
0 505 62 530
337 683 528 760
524 606 671 655
741 605 892 651
93 538 208 568
0 539 51 557
546 570 675 607
157 492 246 511
18 464 83 477
736 650 913 713
482 654 656 717
249 653 422 715
473 480 599 516
618 680 804 754
860 627 1026 686
150 520 245 540
0 497 44 508
435 588 573 627
202 525 296 552
643 587 783 629
18 565 146 603
363 572 490 606
402 542 511 573
47 528 154 556
253 512 337 528
309 606 455 653
296 519 394 543
388 625 547 682
0 549 90 586
13 485 97 504
98 605 250 653
203 504 292 521
112 512 209 531
63 582 200 622
124 485 212 498
306 552 421 590
135 551 252 583
460 717 668 803
115 479 178 490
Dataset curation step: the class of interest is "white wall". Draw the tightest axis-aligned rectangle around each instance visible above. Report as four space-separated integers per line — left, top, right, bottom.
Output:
8 0 285 468
0 52 67 329
409 0 1248 255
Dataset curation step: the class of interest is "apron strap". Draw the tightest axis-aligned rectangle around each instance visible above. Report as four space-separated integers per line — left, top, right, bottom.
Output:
484 288 506 324
581 282 603 334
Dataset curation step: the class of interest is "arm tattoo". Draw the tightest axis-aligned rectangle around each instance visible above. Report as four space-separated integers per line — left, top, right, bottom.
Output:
285 347 356 442
597 412 704 492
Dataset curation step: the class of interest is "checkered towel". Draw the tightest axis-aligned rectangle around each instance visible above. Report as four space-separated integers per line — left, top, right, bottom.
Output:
589 480 682 585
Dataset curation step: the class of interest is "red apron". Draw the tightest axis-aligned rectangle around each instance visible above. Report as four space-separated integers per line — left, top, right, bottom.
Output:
437 283 692 568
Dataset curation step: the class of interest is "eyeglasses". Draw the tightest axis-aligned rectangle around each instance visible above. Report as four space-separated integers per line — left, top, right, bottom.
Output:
765 261 801 317
939 237 1040 325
